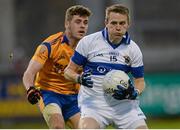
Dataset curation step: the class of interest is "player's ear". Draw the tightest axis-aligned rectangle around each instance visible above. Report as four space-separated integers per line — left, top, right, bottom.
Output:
127 24 130 30
105 19 108 26
127 20 131 28
65 20 69 29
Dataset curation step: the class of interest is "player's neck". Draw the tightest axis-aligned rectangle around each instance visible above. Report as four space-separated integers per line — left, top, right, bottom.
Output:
65 33 79 50
108 33 123 45
109 37 123 45
69 39 78 50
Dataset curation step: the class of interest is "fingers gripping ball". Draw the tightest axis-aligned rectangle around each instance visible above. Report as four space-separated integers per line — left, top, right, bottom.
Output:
126 80 139 100
112 85 127 100
102 70 130 99
27 86 41 104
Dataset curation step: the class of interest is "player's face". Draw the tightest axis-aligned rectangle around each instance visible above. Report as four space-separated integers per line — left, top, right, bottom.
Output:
66 15 89 40
106 12 129 44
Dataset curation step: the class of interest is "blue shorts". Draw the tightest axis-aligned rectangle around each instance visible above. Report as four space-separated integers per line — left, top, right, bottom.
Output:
41 90 80 121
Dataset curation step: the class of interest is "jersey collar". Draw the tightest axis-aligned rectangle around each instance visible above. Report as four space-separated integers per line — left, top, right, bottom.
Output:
61 35 69 45
102 28 131 48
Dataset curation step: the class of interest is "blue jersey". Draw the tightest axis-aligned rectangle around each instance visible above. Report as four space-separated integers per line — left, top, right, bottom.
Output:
71 28 144 97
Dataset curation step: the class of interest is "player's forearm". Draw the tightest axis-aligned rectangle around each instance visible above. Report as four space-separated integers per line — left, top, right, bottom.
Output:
23 60 43 90
64 69 79 83
134 78 145 95
23 71 35 90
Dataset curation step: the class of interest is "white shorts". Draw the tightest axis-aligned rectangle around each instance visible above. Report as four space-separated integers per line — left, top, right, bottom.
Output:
78 88 146 129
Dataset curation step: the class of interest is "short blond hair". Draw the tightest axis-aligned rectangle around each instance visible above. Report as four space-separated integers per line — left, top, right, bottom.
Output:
105 4 130 23
65 5 92 21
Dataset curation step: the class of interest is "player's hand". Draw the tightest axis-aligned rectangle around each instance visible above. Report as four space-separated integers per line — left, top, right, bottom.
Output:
112 85 127 100
27 86 41 105
126 80 139 100
78 69 93 88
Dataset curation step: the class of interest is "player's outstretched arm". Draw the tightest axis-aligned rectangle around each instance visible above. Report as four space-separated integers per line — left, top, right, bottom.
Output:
64 60 93 88
64 60 81 82
23 60 43 104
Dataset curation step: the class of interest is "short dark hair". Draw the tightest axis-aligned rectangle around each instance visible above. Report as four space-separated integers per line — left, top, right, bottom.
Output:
65 5 92 21
105 4 130 23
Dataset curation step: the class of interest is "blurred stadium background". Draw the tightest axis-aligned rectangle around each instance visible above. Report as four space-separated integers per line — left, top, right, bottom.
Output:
0 0 180 128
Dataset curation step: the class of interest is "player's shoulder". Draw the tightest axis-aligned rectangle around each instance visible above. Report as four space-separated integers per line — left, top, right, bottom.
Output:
43 32 63 45
129 39 141 50
35 32 63 58
128 39 143 56
76 31 102 51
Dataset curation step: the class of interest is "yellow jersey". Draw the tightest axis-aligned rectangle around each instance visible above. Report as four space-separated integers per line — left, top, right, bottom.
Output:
32 32 80 94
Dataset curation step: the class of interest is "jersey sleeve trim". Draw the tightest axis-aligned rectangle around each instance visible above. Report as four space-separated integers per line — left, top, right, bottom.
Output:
71 51 87 66
131 66 144 78
42 42 51 58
